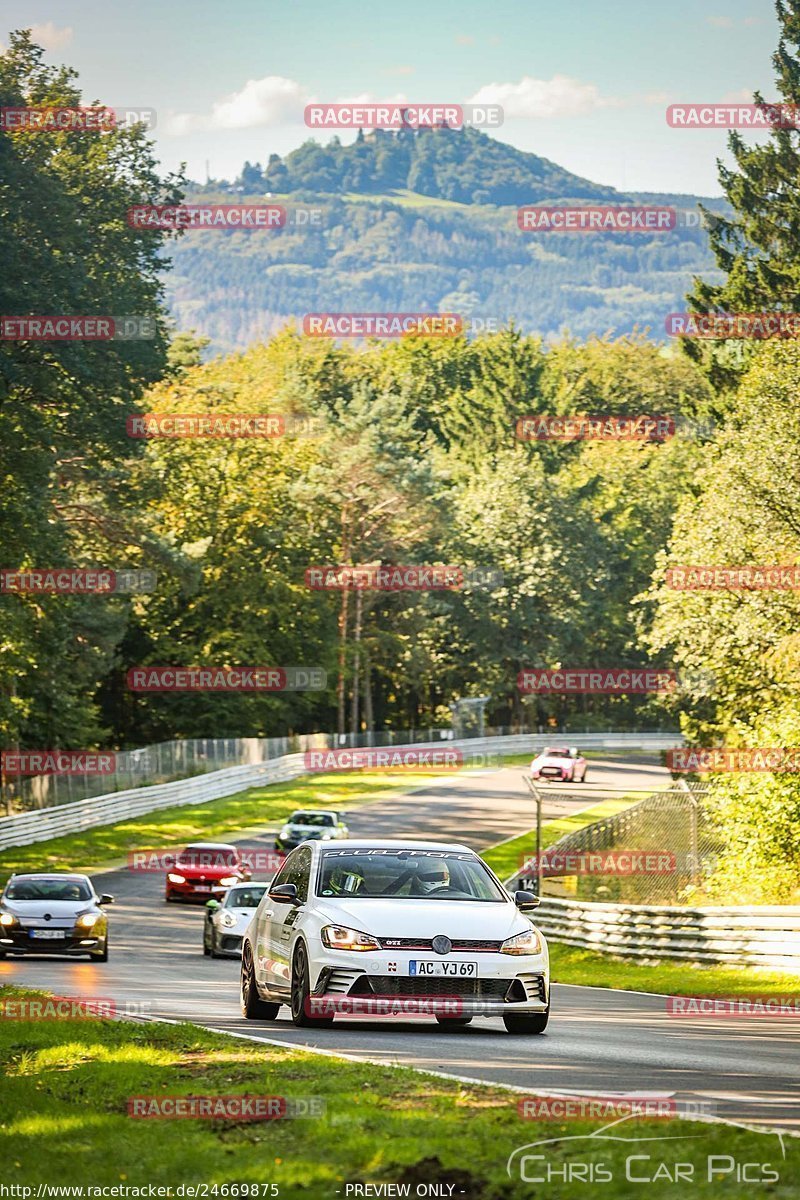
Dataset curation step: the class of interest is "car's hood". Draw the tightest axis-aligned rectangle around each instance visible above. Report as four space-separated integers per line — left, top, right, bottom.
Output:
1 899 87 919
313 898 530 940
216 906 257 931
286 825 332 836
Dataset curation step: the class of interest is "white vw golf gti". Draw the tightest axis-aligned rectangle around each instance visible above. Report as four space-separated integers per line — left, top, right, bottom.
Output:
240 840 549 1034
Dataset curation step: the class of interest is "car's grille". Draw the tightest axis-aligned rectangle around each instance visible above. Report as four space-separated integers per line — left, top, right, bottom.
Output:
377 937 503 952
350 975 512 999
220 935 242 952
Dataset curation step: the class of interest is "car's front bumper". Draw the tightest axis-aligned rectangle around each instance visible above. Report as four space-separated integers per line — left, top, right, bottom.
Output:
0 928 105 954
213 931 244 957
309 946 549 1015
167 880 228 901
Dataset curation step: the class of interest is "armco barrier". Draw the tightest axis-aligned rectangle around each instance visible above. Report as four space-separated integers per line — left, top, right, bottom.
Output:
522 895 800 972
0 732 679 851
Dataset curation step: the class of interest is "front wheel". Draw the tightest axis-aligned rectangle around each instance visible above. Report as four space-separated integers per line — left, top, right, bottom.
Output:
241 944 280 1020
503 1008 549 1035
435 1016 472 1028
291 942 333 1028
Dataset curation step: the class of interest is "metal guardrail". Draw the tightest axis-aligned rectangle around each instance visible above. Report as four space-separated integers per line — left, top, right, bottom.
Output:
0 732 679 852
527 896 800 973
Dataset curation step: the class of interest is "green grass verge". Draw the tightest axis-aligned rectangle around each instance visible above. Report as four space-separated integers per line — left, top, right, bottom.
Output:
548 943 800 999
0 770 445 884
1 985 796 1198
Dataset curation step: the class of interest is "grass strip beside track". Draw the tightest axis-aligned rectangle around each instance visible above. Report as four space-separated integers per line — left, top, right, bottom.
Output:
0 985 796 1198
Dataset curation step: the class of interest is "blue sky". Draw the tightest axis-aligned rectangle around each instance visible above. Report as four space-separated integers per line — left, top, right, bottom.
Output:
2 0 781 194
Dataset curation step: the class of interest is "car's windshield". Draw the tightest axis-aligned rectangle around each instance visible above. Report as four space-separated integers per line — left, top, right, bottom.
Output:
178 846 237 867
223 885 267 908
317 849 506 901
543 748 571 758
5 879 92 902
290 813 335 827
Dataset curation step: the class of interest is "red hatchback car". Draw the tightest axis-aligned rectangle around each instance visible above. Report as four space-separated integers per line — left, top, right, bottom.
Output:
165 842 250 903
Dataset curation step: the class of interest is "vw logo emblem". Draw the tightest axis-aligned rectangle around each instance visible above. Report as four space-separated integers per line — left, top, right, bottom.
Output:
432 935 451 956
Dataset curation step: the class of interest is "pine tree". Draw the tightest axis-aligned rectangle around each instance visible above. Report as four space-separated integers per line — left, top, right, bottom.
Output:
686 1 800 388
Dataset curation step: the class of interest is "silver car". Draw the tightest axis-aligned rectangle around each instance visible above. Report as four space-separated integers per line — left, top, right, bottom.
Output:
203 881 271 958
0 873 114 961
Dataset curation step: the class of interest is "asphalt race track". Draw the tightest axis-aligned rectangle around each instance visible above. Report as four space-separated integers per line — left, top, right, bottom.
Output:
3 757 799 1133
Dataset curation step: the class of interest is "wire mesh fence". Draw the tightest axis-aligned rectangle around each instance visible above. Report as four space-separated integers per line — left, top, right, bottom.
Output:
529 781 721 905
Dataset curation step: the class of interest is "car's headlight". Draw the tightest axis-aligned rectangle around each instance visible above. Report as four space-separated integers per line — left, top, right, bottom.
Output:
500 929 542 955
0 912 18 927
219 912 237 928
167 873 186 884
280 826 291 838
76 912 100 929
219 875 239 887
320 925 380 951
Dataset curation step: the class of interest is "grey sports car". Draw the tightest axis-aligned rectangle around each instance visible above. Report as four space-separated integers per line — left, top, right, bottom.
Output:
0 873 113 961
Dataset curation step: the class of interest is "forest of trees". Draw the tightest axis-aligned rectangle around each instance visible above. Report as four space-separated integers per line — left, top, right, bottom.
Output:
4 3 800 901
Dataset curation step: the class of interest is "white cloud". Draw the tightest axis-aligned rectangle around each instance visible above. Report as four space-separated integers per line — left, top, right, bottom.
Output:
706 15 734 28
455 34 475 46
468 74 623 120
30 22 73 51
166 75 310 134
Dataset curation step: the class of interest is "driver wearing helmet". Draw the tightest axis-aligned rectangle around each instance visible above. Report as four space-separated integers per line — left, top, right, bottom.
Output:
415 862 450 894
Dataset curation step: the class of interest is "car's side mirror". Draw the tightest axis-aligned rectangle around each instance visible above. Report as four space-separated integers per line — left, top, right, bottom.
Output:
269 882 300 904
514 890 540 910
98 894 115 905
205 899 221 911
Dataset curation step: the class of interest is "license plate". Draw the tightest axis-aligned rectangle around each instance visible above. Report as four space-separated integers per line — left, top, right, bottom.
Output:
193 885 212 891
408 961 477 977
30 930 65 939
